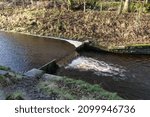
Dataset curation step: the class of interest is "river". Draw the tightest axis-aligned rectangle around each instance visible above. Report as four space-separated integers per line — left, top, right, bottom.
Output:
0 32 75 72
1 32 150 99
57 50 150 99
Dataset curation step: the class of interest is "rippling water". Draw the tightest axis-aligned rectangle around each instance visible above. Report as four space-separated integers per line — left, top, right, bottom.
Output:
0 32 75 72
1 31 150 99
66 56 126 79
57 51 150 99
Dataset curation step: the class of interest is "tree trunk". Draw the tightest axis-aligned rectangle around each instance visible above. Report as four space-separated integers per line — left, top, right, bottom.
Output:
123 0 130 12
118 0 123 14
83 0 86 12
145 0 150 4
67 0 71 10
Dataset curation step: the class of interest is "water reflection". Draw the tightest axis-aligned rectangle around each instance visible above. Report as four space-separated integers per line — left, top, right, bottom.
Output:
57 51 150 99
0 32 75 72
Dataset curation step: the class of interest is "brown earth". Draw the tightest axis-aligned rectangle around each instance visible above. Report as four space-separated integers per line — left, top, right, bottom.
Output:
0 6 150 48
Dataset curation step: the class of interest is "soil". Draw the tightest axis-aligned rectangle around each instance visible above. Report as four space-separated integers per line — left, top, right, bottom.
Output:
2 77 53 100
0 5 150 48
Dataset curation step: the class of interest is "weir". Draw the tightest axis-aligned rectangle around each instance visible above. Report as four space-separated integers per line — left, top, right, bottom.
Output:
0 32 150 100
0 31 80 72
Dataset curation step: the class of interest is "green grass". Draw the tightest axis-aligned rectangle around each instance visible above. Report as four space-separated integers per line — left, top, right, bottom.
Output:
6 91 24 100
38 77 123 100
0 75 6 87
0 75 4 79
0 65 10 71
130 2 150 13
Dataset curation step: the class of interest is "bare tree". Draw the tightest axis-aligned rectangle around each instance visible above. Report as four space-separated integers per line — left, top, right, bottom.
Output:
118 0 123 14
83 0 86 12
145 0 150 4
123 0 131 12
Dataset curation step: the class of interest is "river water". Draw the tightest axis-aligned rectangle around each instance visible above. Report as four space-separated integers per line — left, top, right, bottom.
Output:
1 32 150 99
0 32 75 72
57 50 150 99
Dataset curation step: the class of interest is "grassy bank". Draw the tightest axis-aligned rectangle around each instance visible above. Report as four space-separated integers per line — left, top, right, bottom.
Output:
0 1 149 99
0 65 122 100
0 1 150 48
38 77 122 100
0 65 23 87
0 65 10 71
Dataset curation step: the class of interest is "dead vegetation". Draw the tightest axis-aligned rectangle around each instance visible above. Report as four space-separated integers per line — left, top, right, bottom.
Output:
0 1 150 48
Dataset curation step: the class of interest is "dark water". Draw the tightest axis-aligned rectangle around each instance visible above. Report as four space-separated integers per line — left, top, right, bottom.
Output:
0 32 75 72
1 32 150 99
57 50 150 100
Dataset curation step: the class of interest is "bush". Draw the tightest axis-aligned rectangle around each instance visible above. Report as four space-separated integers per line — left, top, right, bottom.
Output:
0 65 10 71
143 3 150 12
6 92 24 100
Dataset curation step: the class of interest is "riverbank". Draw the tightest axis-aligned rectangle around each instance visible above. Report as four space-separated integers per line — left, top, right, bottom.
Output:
0 5 150 49
0 1 149 99
0 66 122 100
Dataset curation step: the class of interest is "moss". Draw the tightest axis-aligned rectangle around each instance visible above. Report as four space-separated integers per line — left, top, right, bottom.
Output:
0 75 5 79
0 75 5 86
39 77 122 100
6 91 24 100
0 65 10 71
0 71 23 87
143 3 150 12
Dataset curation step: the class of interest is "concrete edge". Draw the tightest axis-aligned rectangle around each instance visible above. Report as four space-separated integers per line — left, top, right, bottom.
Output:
1 30 150 55
39 59 59 74
108 45 150 55
0 30 83 48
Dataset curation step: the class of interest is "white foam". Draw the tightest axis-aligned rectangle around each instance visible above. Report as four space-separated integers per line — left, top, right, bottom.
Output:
66 57 126 78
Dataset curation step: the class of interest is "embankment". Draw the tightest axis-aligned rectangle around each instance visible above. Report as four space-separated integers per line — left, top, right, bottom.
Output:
0 6 150 49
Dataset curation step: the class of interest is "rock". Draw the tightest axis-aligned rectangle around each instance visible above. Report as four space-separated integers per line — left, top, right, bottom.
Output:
41 74 63 81
7 72 16 77
15 74 23 80
24 68 45 78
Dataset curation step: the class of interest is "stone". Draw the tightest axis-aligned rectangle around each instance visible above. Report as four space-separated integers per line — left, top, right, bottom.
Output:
15 74 23 80
41 74 63 81
7 72 16 77
24 68 45 78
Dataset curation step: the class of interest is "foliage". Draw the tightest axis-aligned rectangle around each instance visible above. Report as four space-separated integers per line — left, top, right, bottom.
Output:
6 91 24 100
143 3 150 12
0 75 4 79
0 65 10 71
